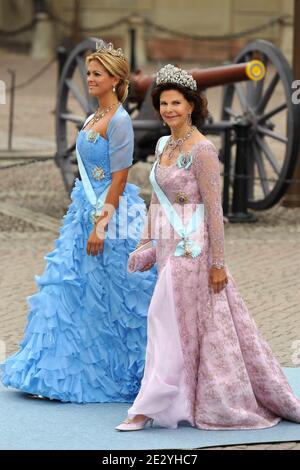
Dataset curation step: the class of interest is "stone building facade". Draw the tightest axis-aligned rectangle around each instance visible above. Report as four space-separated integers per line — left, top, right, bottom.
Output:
0 0 294 63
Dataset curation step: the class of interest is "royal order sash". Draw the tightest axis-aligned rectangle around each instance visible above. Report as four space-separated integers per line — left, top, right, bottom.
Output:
76 143 111 224
149 137 204 258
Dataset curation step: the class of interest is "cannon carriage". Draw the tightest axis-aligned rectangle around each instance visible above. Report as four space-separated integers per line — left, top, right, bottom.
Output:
55 38 300 218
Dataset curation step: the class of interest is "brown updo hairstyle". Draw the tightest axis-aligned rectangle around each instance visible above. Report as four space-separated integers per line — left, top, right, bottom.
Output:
151 82 208 127
85 50 130 103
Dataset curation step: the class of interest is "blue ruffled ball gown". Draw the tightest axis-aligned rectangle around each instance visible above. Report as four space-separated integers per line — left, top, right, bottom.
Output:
1 127 157 403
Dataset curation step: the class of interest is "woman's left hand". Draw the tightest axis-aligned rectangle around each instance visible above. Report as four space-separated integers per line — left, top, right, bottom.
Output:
86 226 105 256
139 262 155 272
209 267 228 294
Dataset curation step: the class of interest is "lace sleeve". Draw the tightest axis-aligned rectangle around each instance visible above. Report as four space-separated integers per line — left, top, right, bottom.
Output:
192 141 225 268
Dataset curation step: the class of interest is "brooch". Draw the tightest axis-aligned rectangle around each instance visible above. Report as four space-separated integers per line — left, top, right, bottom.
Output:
92 166 105 180
177 154 193 170
86 130 99 143
175 192 189 205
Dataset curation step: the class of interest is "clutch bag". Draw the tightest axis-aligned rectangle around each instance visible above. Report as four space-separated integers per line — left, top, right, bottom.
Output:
128 241 156 272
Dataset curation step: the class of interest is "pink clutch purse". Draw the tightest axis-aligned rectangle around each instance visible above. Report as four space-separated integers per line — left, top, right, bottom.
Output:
128 241 156 272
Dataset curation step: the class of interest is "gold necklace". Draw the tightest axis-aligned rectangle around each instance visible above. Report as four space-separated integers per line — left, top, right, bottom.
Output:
90 102 119 125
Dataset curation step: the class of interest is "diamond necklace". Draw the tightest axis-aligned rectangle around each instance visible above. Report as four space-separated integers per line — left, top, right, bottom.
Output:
89 102 119 126
166 125 196 160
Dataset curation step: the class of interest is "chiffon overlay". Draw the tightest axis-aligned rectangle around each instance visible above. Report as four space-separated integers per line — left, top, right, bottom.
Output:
127 137 300 430
1 104 157 403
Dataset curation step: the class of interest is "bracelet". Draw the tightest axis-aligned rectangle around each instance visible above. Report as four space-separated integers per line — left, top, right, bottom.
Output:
211 261 225 269
136 240 149 249
94 218 108 231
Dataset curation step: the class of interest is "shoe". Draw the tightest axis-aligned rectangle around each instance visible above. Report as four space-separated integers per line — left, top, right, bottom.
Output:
26 393 50 400
115 416 154 431
25 393 62 402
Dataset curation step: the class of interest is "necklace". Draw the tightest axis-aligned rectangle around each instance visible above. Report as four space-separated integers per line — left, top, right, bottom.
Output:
89 102 119 126
166 125 196 160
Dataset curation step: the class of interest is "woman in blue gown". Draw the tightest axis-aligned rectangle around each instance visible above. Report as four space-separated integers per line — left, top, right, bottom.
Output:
1 41 156 403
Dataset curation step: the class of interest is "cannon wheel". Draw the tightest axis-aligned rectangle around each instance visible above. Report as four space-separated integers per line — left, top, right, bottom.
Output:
55 38 100 193
221 40 300 210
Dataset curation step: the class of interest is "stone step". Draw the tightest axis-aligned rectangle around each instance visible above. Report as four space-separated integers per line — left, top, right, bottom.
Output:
0 149 54 160
0 202 60 233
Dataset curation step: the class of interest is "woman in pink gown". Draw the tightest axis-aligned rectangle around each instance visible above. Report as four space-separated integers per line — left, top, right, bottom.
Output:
116 64 300 431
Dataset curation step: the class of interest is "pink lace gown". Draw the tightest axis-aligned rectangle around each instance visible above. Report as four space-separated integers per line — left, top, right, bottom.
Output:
127 139 300 430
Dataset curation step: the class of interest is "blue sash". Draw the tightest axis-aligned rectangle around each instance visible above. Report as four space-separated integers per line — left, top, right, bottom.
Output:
76 143 111 224
149 137 204 258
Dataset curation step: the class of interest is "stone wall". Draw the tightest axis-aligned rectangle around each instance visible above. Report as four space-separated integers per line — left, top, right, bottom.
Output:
0 0 294 63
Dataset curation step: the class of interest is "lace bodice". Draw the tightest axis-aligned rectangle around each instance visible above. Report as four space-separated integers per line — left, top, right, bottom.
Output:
140 139 225 267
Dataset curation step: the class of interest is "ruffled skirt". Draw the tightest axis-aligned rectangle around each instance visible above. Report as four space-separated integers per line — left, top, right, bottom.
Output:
1 179 157 403
128 227 300 429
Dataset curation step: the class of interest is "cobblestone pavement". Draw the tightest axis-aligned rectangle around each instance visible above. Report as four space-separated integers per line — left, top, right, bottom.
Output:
0 167 299 451
0 48 300 450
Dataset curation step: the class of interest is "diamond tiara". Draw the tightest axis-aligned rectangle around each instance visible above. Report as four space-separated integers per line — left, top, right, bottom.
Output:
156 64 197 91
95 39 126 61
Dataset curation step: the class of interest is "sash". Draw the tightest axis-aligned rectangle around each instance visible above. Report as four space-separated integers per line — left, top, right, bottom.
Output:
76 143 111 224
149 137 204 258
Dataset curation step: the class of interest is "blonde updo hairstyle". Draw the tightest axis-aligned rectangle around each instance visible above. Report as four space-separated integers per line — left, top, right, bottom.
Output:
85 50 130 103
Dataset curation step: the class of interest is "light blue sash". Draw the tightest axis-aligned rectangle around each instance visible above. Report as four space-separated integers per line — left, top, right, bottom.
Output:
76 143 111 223
149 137 204 258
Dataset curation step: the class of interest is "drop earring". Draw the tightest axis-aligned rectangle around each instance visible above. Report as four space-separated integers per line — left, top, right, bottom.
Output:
113 86 116 93
187 113 192 126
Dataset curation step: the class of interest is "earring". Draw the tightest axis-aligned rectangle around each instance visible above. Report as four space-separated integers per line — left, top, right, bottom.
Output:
113 86 116 92
163 121 166 127
187 113 192 126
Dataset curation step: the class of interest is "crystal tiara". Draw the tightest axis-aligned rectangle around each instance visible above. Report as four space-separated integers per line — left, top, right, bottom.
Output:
95 39 126 61
156 64 197 91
